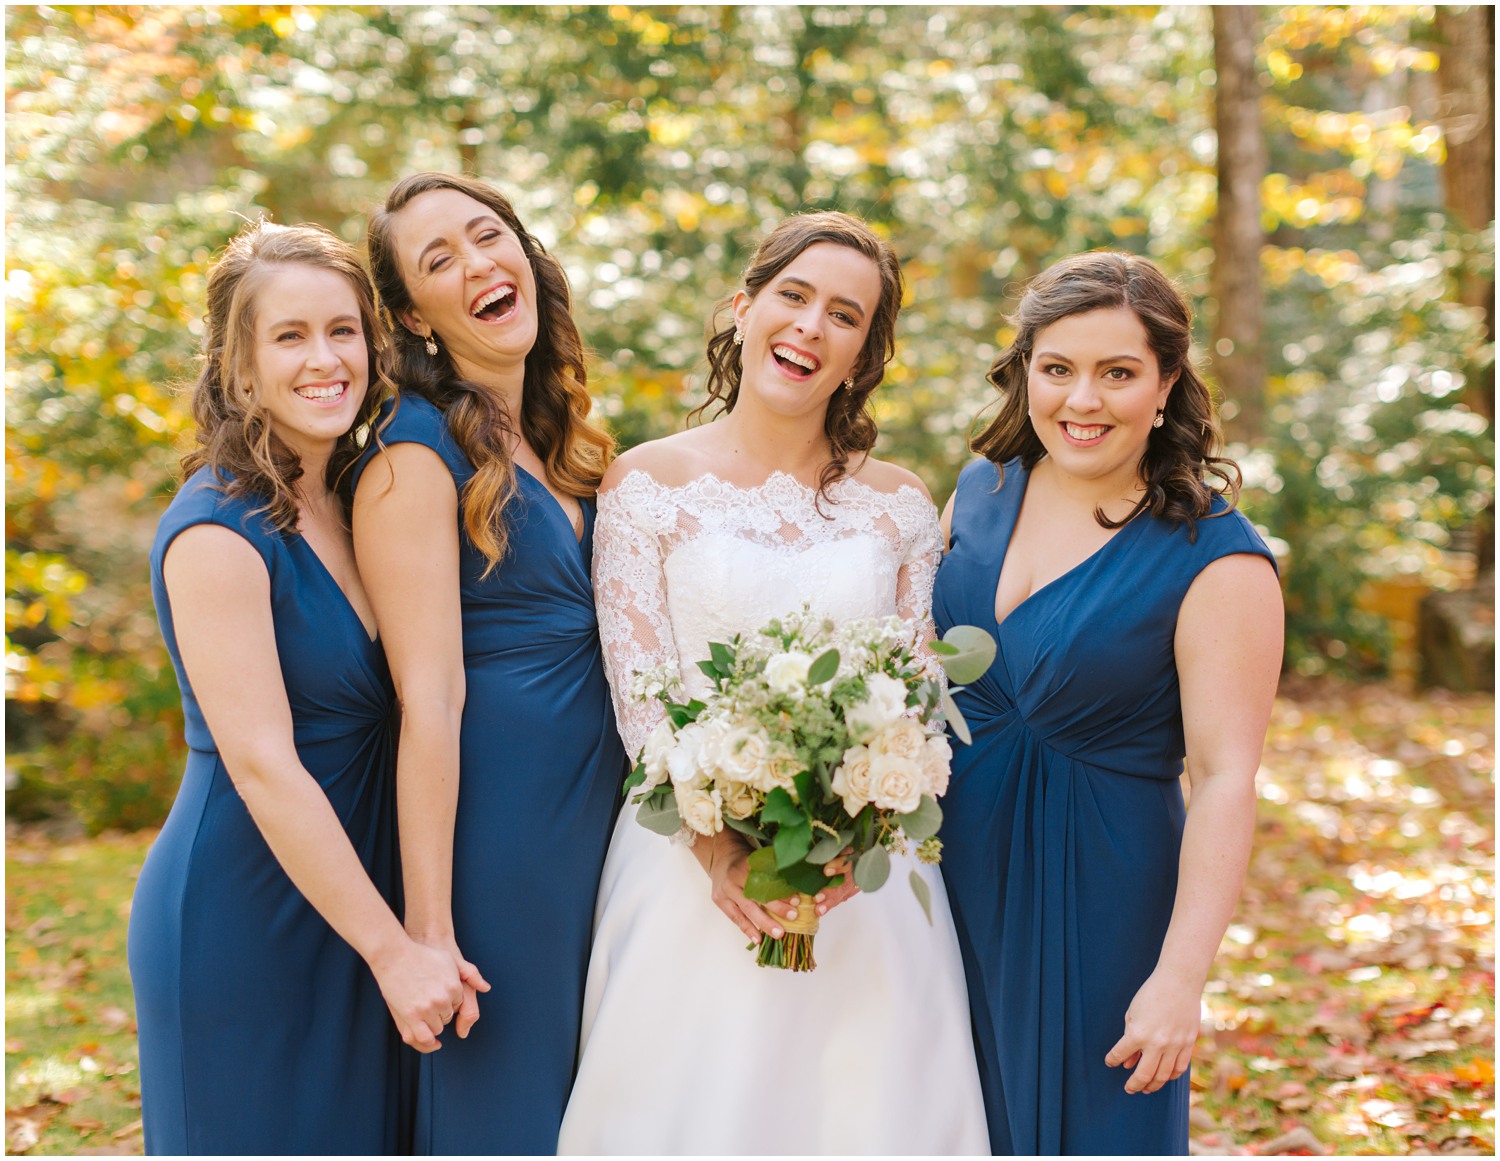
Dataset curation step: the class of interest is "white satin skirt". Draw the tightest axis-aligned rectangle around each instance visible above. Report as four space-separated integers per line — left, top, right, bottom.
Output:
558 805 989 1155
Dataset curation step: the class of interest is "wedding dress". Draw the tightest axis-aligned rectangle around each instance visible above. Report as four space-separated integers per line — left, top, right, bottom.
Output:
558 469 989 1156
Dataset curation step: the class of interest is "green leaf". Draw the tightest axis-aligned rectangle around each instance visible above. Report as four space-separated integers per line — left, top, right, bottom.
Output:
623 762 646 796
743 845 797 903
773 817 813 868
909 868 934 925
723 814 768 843
928 638 959 656
793 769 815 807
709 640 736 675
761 787 803 827
897 795 943 842
634 789 682 836
806 831 845 865
780 859 834 895
807 647 840 685
936 624 997 685
854 843 891 892
666 700 705 728
696 658 721 682
941 686 972 746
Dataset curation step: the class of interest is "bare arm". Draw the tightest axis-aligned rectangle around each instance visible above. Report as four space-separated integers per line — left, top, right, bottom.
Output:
1105 551 1283 1093
352 443 490 1035
163 524 466 1052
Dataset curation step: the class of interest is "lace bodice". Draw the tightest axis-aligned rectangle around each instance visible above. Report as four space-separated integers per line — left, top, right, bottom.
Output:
592 469 944 758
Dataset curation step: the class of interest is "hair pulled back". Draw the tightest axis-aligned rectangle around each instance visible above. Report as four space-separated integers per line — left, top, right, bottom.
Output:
366 172 612 571
973 250 1240 533
181 219 391 531
693 211 904 503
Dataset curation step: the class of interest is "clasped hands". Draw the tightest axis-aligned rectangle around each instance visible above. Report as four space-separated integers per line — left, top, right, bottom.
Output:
371 932 491 1054
699 829 859 943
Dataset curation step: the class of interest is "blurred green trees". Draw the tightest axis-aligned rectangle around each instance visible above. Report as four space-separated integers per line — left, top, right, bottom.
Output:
5 5 1492 829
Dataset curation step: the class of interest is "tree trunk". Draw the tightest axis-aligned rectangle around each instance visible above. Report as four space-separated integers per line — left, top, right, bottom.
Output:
1210 7 1268 446
1434 4 1495 425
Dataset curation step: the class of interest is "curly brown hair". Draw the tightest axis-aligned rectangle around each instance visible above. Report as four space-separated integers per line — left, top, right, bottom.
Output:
181 220 393 532
972 250 1241 535
691 211 905 503
366 172 613 572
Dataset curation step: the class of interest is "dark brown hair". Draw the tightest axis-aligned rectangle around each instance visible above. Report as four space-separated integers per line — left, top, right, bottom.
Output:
366 172 612 571
692 211 904 502
972 250 1240 533
181 220 392 531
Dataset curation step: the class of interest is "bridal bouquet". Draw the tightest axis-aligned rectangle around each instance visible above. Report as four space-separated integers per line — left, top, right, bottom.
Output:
623 609 995 971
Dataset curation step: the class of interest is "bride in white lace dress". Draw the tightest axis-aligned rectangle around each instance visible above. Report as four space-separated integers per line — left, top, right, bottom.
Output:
558 213 987 1155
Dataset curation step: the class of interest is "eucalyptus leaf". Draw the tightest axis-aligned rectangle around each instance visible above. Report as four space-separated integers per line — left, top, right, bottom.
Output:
908 868 934 925
723 814 768 843
937 624 997 685
897 795 943 842
635 791 682 836
941 686 973 746
806 831 845 865
854 843 891 892
927 638 959 656
806 647 840 685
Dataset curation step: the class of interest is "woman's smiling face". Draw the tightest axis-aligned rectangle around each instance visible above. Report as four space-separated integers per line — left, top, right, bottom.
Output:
389 187 539 383
1026 305 1174 490
731 241 881 422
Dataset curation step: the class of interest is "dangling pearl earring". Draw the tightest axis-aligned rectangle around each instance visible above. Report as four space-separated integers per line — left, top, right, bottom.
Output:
842 377 854 391
1152 409 1165 429
424 333 439 356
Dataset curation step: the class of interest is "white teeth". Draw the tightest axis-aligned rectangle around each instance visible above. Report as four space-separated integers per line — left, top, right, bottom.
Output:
296 384 344 401
772 345 818 371
1064 422 1108 439
471 285 515 316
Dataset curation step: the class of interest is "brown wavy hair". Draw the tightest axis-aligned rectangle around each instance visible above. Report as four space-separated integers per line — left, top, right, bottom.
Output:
692 211 905 503
366 172 613 572
181 220 393 531
972 250 1240 535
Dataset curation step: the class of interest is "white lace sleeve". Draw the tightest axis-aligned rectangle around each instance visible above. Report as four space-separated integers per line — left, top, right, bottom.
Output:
897 496 946 680
593 481 677 760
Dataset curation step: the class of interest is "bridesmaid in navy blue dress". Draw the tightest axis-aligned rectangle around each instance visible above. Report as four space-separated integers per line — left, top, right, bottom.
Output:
356 173 626 1153
129 222 467 1154
933 253 1283 1155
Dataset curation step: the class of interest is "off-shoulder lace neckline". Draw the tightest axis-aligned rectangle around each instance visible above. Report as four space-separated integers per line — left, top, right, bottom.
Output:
605 467 926 504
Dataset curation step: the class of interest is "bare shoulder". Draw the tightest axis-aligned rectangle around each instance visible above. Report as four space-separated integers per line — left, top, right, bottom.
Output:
162 522 270 599
848 454 933 501
600 427 723 493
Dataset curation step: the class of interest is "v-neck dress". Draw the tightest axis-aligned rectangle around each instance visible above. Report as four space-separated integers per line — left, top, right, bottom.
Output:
352 394 627 1155
932 457 1275 1157
129 468 403 1155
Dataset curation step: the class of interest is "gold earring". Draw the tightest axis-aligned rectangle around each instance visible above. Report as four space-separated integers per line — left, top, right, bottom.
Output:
842 377 854 390
424 334 439 356
1152 409 1165 428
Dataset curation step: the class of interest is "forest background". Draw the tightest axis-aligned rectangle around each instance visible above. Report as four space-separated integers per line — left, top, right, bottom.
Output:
4 4 1495 1156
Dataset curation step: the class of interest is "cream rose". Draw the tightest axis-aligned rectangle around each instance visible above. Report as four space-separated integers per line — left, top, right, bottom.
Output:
717 726 771 786
921 734 953 797
871 718 928 763
762 747 801 797
719 779 759 820
869 751 924 814
764 650 813 695
639 718 677 790
844 672 910 743
675 782 724 837
831 745 875 816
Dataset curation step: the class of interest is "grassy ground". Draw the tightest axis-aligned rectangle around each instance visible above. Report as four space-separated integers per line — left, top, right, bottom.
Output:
5 680 1494 1156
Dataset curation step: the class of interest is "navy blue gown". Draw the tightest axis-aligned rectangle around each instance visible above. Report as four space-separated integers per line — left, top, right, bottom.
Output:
353 395 626 1155
933 458 1275 1156
129 469 403 1155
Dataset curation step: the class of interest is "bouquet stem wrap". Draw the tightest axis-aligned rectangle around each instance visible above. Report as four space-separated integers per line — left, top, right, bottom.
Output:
756 892 819 972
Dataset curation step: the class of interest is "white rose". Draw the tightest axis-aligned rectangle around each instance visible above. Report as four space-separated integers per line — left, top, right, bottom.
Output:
666 722 708 788
717 726 770 785
921 734 953 797
761 747 801 797
869 751 923 814
871 719 928 763
831 745 875 816
764 650 813 695
639 718 677 790
675 782 723 836
694 718 733 776
720 779 759 820
844 673 911 743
